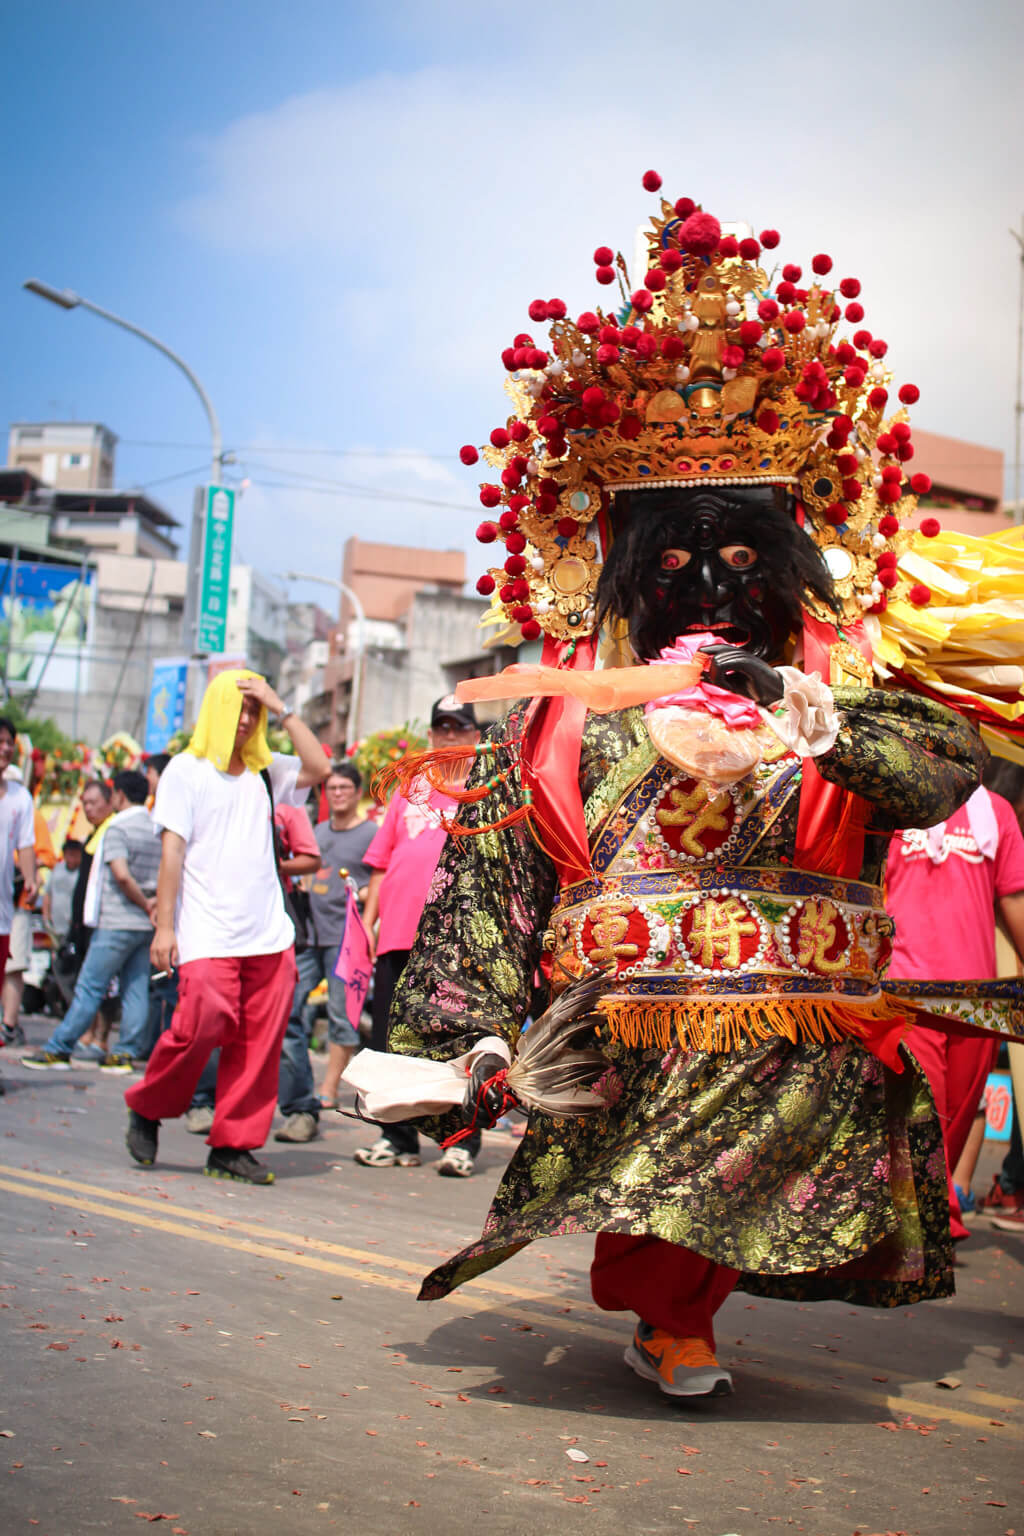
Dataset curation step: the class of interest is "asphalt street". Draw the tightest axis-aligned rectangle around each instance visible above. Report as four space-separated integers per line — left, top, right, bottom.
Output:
2 1024 1022 1536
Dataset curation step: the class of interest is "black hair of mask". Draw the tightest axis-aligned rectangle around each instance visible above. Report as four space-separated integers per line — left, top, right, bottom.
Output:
594 484 839 662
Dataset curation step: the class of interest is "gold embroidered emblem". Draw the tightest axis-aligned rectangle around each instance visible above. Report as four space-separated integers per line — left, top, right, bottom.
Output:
683 896 760 970
791 899 850 974
583 896 647 970
655 781 732 859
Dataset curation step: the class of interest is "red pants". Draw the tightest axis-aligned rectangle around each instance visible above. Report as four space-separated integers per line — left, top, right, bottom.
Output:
126 949 296 1151
906 1020 999 1240
591 1233 739 1348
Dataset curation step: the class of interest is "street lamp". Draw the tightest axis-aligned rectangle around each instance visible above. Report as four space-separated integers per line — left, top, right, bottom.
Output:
23 278 225 485
283 570 366 744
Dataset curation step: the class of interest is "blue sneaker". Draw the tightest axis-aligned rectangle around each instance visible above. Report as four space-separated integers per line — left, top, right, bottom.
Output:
954 1183 976 1215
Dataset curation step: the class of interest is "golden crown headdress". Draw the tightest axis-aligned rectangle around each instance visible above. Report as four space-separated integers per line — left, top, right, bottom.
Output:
464 171 939 645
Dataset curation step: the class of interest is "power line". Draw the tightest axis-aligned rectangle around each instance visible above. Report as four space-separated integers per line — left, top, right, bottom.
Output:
120 438 459 462
248 475 475 513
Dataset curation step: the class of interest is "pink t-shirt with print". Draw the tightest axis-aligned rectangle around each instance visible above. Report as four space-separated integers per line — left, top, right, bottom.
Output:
365 787 456 956
886 788 1024 981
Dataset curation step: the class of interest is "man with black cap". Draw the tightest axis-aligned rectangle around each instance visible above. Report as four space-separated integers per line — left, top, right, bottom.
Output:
354 696 482 1175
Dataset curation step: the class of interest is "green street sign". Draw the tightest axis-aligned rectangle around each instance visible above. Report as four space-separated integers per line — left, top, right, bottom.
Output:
196 485 234 654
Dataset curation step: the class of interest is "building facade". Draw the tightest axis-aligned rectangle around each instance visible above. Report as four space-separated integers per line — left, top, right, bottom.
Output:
7 421 117 491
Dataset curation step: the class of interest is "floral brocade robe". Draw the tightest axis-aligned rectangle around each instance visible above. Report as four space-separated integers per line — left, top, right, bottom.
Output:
388 687 984 1307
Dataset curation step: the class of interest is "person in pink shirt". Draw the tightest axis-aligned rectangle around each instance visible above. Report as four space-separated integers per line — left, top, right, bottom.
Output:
886 781 1024 1238
354 697 481 1175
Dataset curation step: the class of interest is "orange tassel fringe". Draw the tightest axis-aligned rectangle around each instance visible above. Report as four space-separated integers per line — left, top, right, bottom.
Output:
595 991 910 1054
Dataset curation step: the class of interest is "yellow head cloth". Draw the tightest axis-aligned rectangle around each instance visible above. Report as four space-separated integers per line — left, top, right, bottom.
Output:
185 669 273 774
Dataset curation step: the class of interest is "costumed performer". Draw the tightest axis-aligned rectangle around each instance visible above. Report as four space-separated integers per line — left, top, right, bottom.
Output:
345 174 1024 1402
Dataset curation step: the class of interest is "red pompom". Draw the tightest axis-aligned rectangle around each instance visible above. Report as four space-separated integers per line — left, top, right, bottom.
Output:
576 311 600 333
661 335 685 359
881 463 902 483
868 387 888 409
832 414 854 438
718 234 739 257
674 197 696 218
836 452 859 474
783 309 806 332
598 399 621 424
619 413 644 439
835 342 856 364
527 348 548 368
843 366 866 387
868 338 888 359
782 263 802 283
490 427 510 449
912 474 933 496
512 346 530 367
644 268 667 292
501 347 517 371
660 248 684 272
460 445 479 465
499 583 515 602
811 253 833 276
760 228 781 248
642 169 663 192
876 434 896 455
878 481 902 504
892 421 912 442
839 278 861 299
520 619 542 641
739 237 761 260
878 514 900 536
510 579 529 600
738 319 763 346
476 521 498 543
504 554 526 576
476 574 495 595
919 517 940 538
757 409 780 433
776 280 797 304
479 485 502 508
909 583 932 606
852 329 873 351
499 509 520 531
511 604 533 623
528 299 548 322
841 477 862 500
548 298 567 320
758 298 780 322
596 344 619 364
505 531 526 554
619 324 639 346
510 421 529 443
500 465 521 489
679 211 721 255
722 344 745 367
513 333 534 347
869 594 888 615
844 302 864 323
581 386 605 407
762 347 785 372
899 383 921 405
557 517 578 538
593 246 614 266
508 493 529 512
595 265 616 285
877 568 899 589
599 324 620 343
897 442 915 462
875 550 898 569
824 502 848 526
631 289 654 312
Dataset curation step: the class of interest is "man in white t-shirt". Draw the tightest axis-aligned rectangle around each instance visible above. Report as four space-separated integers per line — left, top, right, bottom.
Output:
0 717 36 1097
124 670 329 1183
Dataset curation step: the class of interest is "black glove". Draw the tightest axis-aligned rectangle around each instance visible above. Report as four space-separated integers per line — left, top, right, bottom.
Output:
699 643 785 706
462 1051 513 1129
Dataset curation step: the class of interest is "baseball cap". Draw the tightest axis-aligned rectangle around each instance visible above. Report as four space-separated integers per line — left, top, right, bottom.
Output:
430 694 479 731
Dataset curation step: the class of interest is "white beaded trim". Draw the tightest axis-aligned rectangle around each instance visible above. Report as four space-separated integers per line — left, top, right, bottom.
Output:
611 475 798 493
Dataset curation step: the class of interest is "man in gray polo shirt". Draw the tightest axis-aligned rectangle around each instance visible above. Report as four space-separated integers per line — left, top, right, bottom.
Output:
24 769 160 1071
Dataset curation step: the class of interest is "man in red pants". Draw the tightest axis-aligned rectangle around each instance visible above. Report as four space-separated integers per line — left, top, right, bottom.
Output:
124 669 328 1184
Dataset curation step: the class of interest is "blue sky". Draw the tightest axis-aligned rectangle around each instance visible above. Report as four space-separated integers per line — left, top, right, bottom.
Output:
4 0 1022 609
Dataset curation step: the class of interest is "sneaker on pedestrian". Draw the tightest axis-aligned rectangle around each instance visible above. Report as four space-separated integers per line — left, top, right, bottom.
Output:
991 1209 1024 1234
624 1322 733 1399
185 1105 215 1135
274 1112 319 1143
21 1049 71 1070
437 1145 476 1178
953 1181 977 1216
126 1109 160 1166
204 1147 275 1185
353 1136 420 1168
3 1023 26 1047
980 1177 1024 1216
71 1042 107 1063
101 1052 137 1073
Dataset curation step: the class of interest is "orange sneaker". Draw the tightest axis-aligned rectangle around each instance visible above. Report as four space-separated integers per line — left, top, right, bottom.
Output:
625 1322 733 1398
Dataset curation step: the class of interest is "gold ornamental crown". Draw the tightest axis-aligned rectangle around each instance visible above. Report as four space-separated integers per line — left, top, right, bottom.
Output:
466 174 936 643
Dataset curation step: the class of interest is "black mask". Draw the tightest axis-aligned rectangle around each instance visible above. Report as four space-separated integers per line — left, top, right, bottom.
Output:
594 485 838 662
